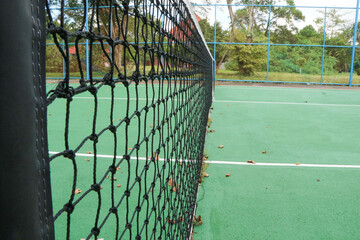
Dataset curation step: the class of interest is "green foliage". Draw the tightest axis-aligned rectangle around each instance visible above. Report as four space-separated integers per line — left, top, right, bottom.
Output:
269 46 337 74
198 19 229 66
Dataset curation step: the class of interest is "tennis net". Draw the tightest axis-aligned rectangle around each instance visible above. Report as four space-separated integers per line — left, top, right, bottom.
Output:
45 0 213 239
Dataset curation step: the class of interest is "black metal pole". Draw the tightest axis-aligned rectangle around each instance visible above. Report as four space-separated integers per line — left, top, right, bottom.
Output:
0 1 54 239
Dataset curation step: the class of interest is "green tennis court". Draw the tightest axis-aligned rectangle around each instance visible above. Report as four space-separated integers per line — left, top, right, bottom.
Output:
194 85 360 239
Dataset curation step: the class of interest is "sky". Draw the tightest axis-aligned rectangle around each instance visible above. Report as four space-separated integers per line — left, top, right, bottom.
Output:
193 0 359 31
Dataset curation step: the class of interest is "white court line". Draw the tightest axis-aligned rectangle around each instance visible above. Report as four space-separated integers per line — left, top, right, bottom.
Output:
74 97 147 101
49 152 360 169
73 97 360 107
214 100 360 107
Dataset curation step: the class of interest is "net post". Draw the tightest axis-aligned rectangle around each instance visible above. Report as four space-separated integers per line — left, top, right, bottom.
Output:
0 1 54 239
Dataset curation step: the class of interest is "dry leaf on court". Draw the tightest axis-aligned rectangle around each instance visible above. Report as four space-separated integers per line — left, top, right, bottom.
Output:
247 160 256 164
116 167 120 171
87 151 92 154
225 173 231 177
210 130 216 133
296 163 301 165
84 159 90 162
202 172 209 178
262 151 267 154
75 189 82 194
218 145 224 149
117 184 121 188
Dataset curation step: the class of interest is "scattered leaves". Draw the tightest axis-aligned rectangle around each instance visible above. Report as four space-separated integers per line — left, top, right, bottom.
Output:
225 173 231 177
75 189 82 194
247 160 256 164
193 215 203 226
218 145 224 149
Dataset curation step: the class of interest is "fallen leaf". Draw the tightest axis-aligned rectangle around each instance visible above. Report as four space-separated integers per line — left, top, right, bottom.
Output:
296 163 301 165
117 184 121 188
116 167 120 171
84 159 90 162
247 160 256 164
111 177 117 181
226 104 230 106
168 178 174 187
128 148 133 150
87 151 92 154
218 145 224 149
118 118 122 121
262 151 267 154
150 125 153 128
106 175 109 179
317 179 320 182
193 215 203 226
100 187 103 189
154 153 160 161
49 113 52 116
179 162 182 166
75 189 82 194
210 130 216 133
202 172 209 177
225 173 231 177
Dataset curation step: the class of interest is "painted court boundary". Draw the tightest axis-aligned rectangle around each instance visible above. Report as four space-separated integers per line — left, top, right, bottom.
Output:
49 152 360 169
72 97 360 107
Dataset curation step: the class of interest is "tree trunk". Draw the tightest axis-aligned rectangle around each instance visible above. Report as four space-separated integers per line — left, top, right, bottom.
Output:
216 0 235 70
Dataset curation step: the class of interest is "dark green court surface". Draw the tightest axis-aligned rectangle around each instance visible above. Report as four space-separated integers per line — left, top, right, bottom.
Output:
48 84 360 239
194 85 360 240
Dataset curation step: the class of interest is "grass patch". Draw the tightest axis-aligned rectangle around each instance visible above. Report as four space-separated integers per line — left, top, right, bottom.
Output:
216 70 360 85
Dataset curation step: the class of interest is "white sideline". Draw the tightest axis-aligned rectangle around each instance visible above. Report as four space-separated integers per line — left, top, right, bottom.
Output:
49 152 360 169
213 100 360 107
72 96 360 107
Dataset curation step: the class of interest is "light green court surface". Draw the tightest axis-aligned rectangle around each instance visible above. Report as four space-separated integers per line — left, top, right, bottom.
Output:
195 85 360 240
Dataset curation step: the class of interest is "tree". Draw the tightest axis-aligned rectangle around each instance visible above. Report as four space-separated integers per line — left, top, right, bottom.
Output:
198 19 230 68
315 9 348 38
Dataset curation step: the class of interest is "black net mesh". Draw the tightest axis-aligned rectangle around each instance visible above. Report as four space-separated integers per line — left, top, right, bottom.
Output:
45 0 213 239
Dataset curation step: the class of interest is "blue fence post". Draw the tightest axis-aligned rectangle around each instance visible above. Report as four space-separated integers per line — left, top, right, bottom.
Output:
62 40 65 79
320 7 327 85
350 0 360 86
266 6 272 83
214 4 217 83
86 0 90 81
